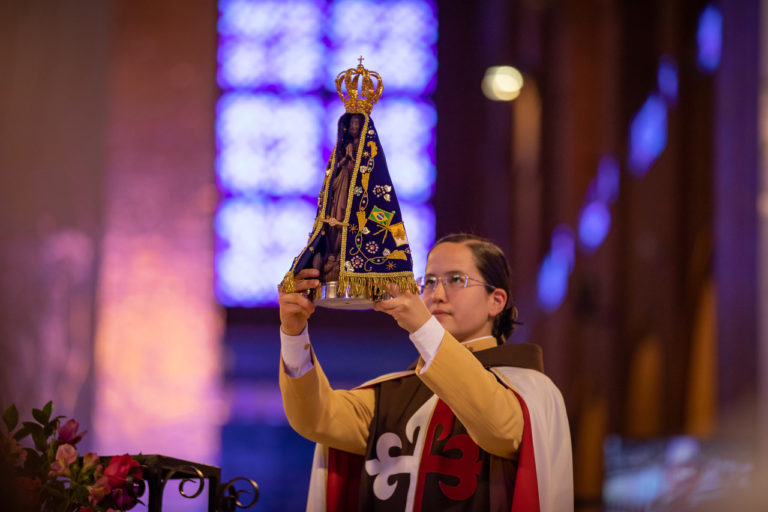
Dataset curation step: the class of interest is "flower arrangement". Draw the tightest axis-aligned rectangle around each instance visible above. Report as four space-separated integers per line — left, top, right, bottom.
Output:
1 402 143 512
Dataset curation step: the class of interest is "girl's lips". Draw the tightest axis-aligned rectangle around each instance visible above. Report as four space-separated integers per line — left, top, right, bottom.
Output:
432 310 450 316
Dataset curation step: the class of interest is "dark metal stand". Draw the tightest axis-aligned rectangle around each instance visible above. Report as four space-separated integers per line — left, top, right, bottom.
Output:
104 454 259 511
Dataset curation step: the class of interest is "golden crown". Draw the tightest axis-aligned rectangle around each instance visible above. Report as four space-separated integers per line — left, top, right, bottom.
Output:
335 57 383 115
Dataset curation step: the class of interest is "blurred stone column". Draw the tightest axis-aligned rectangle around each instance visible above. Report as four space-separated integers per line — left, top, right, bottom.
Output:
759 0 768 469
714 0 759 441
0 1 111 430
93 0 223 465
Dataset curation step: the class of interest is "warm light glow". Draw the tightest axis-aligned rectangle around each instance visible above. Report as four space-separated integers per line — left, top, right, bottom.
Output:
94 236 224 463
482 66 524 101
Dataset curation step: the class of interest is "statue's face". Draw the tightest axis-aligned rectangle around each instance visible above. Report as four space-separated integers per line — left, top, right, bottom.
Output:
348 115 361 137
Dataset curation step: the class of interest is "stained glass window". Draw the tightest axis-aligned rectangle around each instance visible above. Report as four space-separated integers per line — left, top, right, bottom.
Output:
216 0 437 306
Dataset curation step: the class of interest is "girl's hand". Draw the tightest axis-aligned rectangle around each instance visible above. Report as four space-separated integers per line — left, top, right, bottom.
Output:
279 269 320 336
373 284 432 334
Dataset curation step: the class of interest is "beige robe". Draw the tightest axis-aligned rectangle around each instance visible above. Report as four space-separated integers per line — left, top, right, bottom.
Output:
279 332 525 459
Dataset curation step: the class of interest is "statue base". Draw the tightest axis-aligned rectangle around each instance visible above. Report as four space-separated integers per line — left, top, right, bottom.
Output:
313 281 386 310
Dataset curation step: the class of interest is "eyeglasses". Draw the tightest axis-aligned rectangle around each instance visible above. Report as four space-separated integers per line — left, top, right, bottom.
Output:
416 272 496 296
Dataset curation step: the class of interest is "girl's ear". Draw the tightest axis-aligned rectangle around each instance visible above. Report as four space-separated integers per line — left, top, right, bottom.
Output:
489 288 507 317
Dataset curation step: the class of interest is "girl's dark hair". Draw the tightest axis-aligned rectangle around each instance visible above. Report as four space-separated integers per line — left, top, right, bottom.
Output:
429 233 520 343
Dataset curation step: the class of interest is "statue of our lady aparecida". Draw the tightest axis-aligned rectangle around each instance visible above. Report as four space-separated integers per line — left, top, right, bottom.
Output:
279 59 419 309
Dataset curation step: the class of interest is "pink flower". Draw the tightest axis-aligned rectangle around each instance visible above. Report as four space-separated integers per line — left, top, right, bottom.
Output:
88 475 111 504
82 452 100 471
58 418 87 444
49 443 77 476
103 453 142 488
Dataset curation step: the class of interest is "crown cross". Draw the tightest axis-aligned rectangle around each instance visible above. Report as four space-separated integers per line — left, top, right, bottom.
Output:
335 58 383 115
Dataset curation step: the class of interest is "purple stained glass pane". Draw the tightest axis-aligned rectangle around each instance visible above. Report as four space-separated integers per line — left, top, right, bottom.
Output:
628 94 667 176
216 0 437 306
697 4 722 73
537 225 575 312
215 197 318 306
328 0 437 94
578 200 611 251
216 93 325 196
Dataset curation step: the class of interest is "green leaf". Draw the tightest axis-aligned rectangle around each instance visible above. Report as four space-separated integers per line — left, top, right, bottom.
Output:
13 425 30 441
42 400 53 421
2 404 18 431
32 407 46 424
42 480 68 499
23 449 45 473
21 421 44 437
32 432 47 452
44 421 57 437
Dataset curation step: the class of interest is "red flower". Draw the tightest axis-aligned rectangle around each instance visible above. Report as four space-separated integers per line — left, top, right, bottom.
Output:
57 418 87 444
103 454 142 488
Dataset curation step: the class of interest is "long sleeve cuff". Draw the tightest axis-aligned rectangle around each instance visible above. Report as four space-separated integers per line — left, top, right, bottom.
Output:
408 316 445 373
280 325 314 378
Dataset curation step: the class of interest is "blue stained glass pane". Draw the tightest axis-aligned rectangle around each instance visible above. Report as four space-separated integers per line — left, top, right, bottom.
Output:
628 94 667 176
537 253 570 313
552 225 575 265
537 226 574 312
217 93 325 195
272 37 325 91
218 1 324 91
328 0 437 94
697 4 722 73
218 39 268 88
657 55 678 105
400 201 435 278
603 467 665 506
216 197 318 306
329 0 436 44
594 155 619 204
386 1 438 42
216 0 437 306
371 100 436 201
219 0 323 39
578 200 611 250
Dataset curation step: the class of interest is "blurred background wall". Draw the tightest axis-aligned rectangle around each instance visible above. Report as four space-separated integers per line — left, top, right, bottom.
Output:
1 0 766 510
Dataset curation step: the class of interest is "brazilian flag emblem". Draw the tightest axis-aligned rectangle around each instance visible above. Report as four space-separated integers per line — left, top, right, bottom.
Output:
368 206 394 227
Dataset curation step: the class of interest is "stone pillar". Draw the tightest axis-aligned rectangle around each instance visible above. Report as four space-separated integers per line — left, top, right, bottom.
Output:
93 0 223 466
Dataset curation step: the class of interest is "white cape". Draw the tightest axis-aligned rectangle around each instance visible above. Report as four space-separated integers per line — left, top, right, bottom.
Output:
305 366 573 512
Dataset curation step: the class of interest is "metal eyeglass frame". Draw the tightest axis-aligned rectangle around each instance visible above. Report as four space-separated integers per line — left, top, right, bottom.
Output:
416 272 496 296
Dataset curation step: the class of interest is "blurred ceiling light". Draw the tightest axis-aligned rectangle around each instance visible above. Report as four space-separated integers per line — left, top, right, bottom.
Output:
482 65 524 101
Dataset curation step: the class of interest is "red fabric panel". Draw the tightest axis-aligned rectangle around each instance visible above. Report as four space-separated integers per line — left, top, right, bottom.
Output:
510 391 540 512
412 399 482 510
326 448 364 511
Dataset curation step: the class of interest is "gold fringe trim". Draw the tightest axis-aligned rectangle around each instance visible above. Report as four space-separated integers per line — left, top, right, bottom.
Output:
280 272 296 294
338 274 419 300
